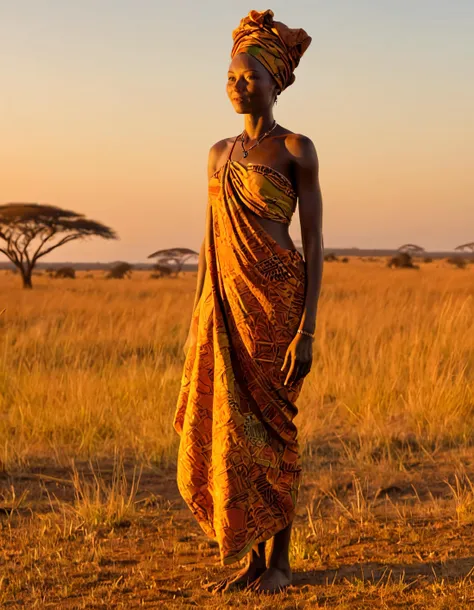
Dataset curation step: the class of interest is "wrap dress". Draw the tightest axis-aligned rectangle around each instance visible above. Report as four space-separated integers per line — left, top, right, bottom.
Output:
173 139 307 565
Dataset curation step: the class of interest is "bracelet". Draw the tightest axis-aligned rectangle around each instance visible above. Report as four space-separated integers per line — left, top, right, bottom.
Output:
297 329 315 339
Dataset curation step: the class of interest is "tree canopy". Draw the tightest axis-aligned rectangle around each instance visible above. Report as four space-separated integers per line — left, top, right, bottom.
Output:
397 244 425 253
455 242 474 252
148 247 199 276
0 203 117 288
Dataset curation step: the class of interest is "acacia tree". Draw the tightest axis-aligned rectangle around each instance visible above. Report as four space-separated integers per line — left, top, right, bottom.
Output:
455 242 474 253
147 247 199 276
397 243 425 254
0 203 117 288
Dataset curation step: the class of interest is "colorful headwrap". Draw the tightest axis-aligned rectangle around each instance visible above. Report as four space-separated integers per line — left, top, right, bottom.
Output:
231 9 312 93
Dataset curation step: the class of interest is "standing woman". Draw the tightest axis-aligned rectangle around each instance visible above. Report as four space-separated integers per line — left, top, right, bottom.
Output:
174 9 323 594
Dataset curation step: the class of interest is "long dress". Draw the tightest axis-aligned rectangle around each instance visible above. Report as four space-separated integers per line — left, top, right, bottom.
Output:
173 138 307 566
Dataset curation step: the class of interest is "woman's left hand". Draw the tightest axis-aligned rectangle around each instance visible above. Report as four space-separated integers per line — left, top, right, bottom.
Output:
281 332 313 386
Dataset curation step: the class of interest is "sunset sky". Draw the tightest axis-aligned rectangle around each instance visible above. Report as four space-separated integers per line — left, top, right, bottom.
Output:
1 1 473 262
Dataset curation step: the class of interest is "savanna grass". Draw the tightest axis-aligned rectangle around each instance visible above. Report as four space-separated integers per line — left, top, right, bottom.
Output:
0 259 473 472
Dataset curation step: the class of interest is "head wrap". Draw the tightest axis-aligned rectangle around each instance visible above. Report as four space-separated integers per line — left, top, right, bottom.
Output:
231 9 312 93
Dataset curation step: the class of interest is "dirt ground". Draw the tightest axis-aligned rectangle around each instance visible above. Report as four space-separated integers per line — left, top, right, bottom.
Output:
2 448 474 609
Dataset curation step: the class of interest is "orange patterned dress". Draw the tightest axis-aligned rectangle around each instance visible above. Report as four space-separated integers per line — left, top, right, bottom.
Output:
173 139 307 565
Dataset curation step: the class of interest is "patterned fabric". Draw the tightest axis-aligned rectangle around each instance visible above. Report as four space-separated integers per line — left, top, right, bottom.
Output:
173 154 307 566
231 9 312 92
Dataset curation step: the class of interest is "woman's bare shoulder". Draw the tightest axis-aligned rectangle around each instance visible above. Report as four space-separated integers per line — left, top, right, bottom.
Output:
209 137 235 153
280 130 318 171
208 137 237 175
280 129 316 153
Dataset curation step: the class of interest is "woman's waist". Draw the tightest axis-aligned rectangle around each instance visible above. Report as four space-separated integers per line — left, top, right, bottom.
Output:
245 210 296 250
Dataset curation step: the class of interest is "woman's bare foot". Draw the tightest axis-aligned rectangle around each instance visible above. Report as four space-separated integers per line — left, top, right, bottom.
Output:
208 562 267 594
248 522 294 593
248 566 292 593
205 541 267 594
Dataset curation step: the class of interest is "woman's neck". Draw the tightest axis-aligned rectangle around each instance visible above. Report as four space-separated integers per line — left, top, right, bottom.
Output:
244 111 275 141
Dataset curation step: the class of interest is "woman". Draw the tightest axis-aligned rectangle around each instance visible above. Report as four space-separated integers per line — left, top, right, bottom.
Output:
173 9 323 594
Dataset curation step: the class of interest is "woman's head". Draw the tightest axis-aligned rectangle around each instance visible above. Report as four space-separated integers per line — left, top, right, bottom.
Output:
227 52 280 115
229 9 311 109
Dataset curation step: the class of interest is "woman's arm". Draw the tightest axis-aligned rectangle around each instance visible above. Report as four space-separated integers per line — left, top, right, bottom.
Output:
183 142 229 355
188 141 226 319
293 135 324 334
191 238 207 315
280 134 323 384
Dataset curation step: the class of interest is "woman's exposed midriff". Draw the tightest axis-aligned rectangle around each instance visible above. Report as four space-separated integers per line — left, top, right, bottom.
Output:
244 208 298 252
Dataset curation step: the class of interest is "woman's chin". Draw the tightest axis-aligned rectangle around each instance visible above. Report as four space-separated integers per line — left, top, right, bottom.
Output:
231 102 251 114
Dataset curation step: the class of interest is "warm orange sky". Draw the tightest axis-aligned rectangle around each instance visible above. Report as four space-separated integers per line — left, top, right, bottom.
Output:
1 1 473 262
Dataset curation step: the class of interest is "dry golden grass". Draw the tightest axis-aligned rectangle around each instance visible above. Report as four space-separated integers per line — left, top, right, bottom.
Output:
1 258 474 608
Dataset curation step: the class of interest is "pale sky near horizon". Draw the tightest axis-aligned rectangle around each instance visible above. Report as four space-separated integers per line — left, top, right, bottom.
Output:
1 1 473 262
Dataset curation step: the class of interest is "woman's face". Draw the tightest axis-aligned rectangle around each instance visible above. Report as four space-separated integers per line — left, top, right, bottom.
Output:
227 53 278 114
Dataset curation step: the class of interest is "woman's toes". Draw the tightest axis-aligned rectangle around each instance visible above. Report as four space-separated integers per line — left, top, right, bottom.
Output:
247 567 292 593
224 566 266 592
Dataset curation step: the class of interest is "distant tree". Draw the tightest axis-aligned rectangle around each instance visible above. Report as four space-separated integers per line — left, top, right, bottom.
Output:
147 247 199 277
0 203 117 289
324 253 338 262
106 262 133 279
396 244 425 266
455 242 474 253
54 267 76 279
397 244 425 254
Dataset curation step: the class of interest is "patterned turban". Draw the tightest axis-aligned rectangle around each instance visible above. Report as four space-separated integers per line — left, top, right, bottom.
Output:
231 9 312 93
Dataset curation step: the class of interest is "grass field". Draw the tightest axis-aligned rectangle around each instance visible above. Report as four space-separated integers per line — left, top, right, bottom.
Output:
1 258 474 608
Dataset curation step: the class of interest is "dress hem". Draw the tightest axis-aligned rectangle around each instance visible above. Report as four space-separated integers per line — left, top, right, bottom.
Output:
220 507 297 566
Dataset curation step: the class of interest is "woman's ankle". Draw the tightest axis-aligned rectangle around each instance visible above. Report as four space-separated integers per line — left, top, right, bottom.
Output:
249 542 266 569
268 556 291 573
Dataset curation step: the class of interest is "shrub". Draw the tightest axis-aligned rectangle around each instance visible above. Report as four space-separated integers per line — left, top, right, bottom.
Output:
387 252 419 269
446 257 466 269
106 262 133 279
55 267 76 279
150 263 173 279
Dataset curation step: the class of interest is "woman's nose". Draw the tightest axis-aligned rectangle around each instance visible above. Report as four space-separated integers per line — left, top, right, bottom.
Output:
234 78 247 93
